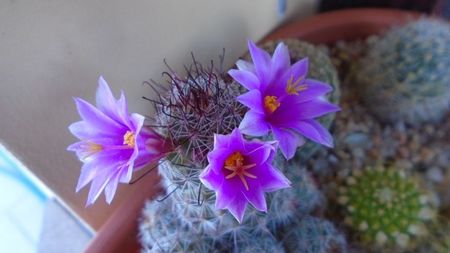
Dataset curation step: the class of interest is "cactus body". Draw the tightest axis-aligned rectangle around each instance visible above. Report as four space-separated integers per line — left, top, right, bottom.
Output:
140 52 344 253
355 18 450 125
281 215 347 253
338 167 435 249
266 164 324 230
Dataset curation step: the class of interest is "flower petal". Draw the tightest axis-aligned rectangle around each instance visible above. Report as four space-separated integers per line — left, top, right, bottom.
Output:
295 79 333 103
74 97 123 131
257 164 291 192
214 188 236 210
242 185 267 212
292 119 334 147
200 165 224 190
237 90 264 114
207 147 231 173
104 171 121 204
288 57 308 81
96 76 118 117
213 134 229 149
229 128 246 151
115 91 133 128
236 59 255 72
228 69 260 90
227 197 247 223
86 169 114 206
295 99 340 119
271 42 290 80
272 127 305 159
75 152 123 192
245 141 276 166
248 40 272 88
239 111 270 136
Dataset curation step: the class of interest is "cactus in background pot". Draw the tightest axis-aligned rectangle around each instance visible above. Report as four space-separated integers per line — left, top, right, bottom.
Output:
355 18 450 126
253 39 341 161
337 166 436 250
281 215 348 253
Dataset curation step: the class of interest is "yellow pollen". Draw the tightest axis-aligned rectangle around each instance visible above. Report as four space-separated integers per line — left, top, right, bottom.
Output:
286 74 308 95
224 152 257 191
264 96 281 113
87 142 103 153
123 131 135 147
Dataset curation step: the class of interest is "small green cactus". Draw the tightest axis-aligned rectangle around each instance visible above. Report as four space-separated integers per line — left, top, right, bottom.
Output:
250 39 341 161
355 18 450 125
281 215 347 253
338 167 435 249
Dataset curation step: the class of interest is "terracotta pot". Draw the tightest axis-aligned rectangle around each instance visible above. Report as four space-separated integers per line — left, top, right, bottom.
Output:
264 8 419 43
84 8 419 253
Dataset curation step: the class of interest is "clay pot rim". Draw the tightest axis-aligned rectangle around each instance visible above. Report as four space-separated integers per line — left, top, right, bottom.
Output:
263 8 421 44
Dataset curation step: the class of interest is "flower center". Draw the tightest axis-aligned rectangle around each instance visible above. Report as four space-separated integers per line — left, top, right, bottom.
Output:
264 96 281 113
286 74 307 95
224 152 257 191
123 131 135 148
86 142 103 154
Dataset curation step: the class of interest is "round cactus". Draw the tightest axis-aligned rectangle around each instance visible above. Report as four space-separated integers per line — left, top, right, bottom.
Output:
218 229 285 253
355 18 450 125
150 55 245 167
337 167 436 249
139 197 217 253
265 164 324 230
254 39 341 161
281 215 348 253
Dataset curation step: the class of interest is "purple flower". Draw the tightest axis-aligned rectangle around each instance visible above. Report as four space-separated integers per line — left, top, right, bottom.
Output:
229 41 340 159
68 76 170 205
199 128 290 223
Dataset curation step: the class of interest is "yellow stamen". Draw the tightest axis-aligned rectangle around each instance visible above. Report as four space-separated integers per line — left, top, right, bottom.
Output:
224 152 257 191
123 131 135 147
286 74 308 95
87 142 103 153
264 95 281 113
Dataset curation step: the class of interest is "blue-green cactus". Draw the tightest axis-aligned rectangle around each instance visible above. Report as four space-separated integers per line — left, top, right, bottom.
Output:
139 51 341 253
355 18 450 125
281 215 347 253
265 163 324 230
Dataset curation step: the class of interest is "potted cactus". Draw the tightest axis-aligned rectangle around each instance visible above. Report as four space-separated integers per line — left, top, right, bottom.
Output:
78 8 450 253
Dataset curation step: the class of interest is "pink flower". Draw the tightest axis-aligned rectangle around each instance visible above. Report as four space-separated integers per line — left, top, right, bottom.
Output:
229 41 340 159
68 76 170 205
200 128 290 223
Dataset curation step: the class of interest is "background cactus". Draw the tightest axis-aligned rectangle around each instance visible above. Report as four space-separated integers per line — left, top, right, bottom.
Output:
410 217 450 253
337 166 435 250
265 161 325 230
354 18 450 125
280 215 347 253
254 39 341 161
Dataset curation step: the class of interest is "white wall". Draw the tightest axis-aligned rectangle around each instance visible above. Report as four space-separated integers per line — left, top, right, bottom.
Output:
0 0 317 229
